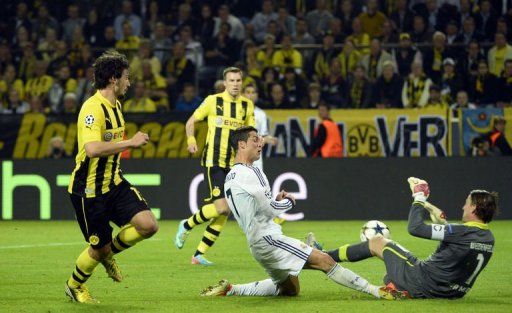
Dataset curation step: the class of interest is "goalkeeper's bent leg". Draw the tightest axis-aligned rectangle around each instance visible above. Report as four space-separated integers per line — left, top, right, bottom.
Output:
184 204 218 230
195 214 228 256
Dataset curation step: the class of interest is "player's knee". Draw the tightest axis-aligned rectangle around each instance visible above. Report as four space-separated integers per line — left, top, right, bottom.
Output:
138 220 159 238
91 245 111 260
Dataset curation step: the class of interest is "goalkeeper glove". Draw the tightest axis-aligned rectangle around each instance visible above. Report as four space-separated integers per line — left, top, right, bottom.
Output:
424 201 447 225
407 177 430 202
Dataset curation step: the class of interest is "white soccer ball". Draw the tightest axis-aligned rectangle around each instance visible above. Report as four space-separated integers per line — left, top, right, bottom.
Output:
360 220 391 242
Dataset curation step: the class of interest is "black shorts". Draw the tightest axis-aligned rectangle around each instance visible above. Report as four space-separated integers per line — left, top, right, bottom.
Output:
203 166 230 203
382 242 426 298
70 180 150 249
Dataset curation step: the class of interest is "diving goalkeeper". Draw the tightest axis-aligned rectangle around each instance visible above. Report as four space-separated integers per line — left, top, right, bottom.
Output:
307 177 497 299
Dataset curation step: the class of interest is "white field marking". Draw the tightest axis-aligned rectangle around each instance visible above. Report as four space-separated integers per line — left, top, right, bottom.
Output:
0 238 162 250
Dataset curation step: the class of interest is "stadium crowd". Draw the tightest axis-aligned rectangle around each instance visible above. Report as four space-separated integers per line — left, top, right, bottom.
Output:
1 0 512 114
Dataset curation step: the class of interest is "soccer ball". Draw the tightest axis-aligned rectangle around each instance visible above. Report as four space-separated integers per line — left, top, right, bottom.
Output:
360 220 391 242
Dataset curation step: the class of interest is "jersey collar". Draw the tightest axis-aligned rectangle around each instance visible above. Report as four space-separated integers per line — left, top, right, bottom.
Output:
463 221 489 230
222 90 240 102
95 90 117 108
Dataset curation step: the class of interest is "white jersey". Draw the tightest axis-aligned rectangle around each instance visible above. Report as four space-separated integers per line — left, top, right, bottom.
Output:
253 106 269 170
224 163 294 245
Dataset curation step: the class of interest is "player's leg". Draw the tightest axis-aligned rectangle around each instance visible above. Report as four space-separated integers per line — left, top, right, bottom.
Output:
66 194 112 303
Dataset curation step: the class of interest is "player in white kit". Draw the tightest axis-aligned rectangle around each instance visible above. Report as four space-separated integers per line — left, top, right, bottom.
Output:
200 126 406 299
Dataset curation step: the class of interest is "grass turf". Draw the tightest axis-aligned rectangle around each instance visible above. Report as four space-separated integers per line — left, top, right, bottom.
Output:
1 220 511 313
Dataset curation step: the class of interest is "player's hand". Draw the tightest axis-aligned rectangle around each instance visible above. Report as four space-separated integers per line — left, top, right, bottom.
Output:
276 190 296 205
407 177 430 202
188 143 198 154
130 131 149 148
424 202 448 225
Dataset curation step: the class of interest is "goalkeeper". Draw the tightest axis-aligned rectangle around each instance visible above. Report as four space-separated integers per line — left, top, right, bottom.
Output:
307 177 497 299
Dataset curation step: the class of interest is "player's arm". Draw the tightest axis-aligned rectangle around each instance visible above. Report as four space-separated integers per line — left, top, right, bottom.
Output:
186 96 212 154
85 132 148 158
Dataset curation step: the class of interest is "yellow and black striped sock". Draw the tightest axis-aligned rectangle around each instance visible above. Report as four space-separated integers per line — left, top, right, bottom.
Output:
67 247 100 288
184 204 218 230
111 224 145 254
195 214 228 256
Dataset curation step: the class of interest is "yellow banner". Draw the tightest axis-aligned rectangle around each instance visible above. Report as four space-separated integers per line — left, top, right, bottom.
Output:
266 108 450 157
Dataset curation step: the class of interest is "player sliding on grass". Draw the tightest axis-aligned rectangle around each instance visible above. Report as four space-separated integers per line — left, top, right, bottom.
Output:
307 177 497 299
200 126 405 299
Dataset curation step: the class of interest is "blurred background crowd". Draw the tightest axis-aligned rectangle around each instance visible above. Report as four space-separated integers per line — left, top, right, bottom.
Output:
1 0 512 115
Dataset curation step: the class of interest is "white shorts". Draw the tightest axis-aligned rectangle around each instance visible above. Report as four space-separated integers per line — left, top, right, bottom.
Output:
250 234 313 284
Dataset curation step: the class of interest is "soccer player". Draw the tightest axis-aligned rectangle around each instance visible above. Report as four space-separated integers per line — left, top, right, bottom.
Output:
200 126 404 299
308 177 497 299
65 50 158 303
175 67 255 265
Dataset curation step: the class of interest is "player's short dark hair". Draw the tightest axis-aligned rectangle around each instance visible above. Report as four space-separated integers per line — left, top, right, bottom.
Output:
223 67 243 80
230 126 258 153
92 50 129 89
470 190 499 223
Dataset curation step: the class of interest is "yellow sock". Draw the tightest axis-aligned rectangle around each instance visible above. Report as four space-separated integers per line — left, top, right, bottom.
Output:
111 224 145 254
67 247 100 288
195 214 228 255
185 204 219 229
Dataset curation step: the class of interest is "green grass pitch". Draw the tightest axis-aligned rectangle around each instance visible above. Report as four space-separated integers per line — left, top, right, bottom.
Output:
1 220 511 313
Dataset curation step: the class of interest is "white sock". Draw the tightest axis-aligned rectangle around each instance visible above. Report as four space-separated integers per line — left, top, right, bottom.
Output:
227 279 280 296
326 264 380 298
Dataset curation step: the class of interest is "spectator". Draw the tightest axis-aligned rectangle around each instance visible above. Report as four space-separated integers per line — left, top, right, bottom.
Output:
144 0 163 37
485 117 512 156
496 17 512 42
347 17 370 55
306 0 334 38
337 38 361 80
266 83 292 108
379 20 399 48
1 89 29 114
244 41 263 79
69 26 86 66
257 34 277 71
179 25 204 68
26 95 49 113
418 0 442 32
457 40 485 78
277 6 296 37
335 0 358 36
487 33 512 77
115 21 140 60
303 82 326 109
0 64 25 102
48 65 77 113
497 59 512 106
71 44 94 79
61 4 85 43
31 5 59 42
97 26 117 53
7 3 31 44
313 32 339 82
25 60 53 101
456 17 483 45
292 18 315 65
46 136 70 159
470 137 494 157
425 84 448 109
175 83 202 112
345 64 372 108
327 18 345 43
411 15 430 43
358 0 387 38
450 90 476 117
477 0 497 41
204 22 237 68
169 3 197 42
372 60 403 108
47 41 70 77
164 41 195 102
38 28 58 63
213 79 225 93
213 5 245 41
12 24 31 54
114 0 142 40
260 67 279 103
130 39 161 81
389 0 414 33
423 31 451 83
310 102 343 158
0 41 12 72
402 60 432 108
265 20 283 44
361 38 394 83
440 58 466 104
444 20 460 45
140 60 168 110
83 8 105 46
280 67 307 108
321 58 346 107
458 0 479 27
17 42 37 81
76 66 94 103
124 81 157 113
468 60 497 105
250 0 278 43
197 4 215 44
393 33 421 77
152 22 173 65
272 34 303 75
61 92 78 113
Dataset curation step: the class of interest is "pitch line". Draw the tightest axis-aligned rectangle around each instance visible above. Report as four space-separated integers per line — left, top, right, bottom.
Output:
0 238 162 250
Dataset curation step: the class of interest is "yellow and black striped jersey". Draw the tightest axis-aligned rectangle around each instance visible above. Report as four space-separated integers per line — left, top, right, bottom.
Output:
68 91 126 198
194 91 255 168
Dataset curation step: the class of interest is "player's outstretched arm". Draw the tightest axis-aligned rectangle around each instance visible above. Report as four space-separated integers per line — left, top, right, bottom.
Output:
85 131 149 158
185 115 198 154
